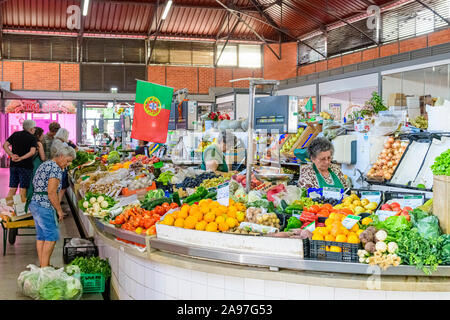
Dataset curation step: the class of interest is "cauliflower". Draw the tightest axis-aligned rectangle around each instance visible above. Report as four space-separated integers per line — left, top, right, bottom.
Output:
97 196 105 203
100 201 109 209
387 242 398 254
375 230 388 242
375 241 387 253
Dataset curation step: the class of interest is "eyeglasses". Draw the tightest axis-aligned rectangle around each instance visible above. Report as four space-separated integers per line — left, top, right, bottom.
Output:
316 156 332 162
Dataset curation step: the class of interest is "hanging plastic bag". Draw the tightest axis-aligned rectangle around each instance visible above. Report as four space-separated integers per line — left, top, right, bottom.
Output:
415 215 441 240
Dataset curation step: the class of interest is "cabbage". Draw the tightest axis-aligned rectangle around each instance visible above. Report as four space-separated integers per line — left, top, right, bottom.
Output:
248 190 262 203
39 278 66 300
64 277 83 300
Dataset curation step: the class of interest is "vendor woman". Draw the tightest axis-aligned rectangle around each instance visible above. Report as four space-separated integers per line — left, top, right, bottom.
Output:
298 137 349 189
201 131 238 172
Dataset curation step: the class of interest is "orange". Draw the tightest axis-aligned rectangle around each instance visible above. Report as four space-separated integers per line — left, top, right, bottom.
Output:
180 204 190 215
325 234 336 242
312 234 324 241
162 215 174 226
329 246 342 252
174 218 185 228
356 229 364 236
335 234 347 243
178 209 188 219
215 215 225 224
195 221 207 231
325 218 334 227
339 227 349 236
328 213 338 221
226 217 237 229
193 212 203 222
347 234 360 244
308 205 320 213
218 222 229 232
204 212 215 223
205 222 218 232
184 216 197 229
314 227 328 237
200 206 210 215
170 211 178 220
350 223 360 233
341 208 353 216
322 203 333 211
330 225 341 237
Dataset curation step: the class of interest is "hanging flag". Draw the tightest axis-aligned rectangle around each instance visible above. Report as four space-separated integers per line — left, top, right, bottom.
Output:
131 80 174 143
304 97 314 112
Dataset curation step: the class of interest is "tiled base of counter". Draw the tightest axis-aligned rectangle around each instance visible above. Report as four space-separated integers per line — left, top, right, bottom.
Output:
95 237 450 300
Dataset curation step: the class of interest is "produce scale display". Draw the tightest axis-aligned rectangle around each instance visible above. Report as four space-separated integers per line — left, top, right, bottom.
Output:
67 141 450 276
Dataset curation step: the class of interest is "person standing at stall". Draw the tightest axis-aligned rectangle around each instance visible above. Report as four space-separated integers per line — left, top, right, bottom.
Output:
25 127 46 213
297 137 349 190
2 120 38 202
134 140 149 156
42 122 61 161
29 144 76 267
52 128 72 204
201 131 238 173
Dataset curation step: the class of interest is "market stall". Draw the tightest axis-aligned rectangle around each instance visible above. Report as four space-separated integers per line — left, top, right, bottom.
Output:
64 137 450 299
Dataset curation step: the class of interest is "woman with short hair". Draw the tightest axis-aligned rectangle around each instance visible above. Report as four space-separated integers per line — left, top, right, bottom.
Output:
52 128 72 203
29 144 76 267
201 131 238 172
297 137 349 190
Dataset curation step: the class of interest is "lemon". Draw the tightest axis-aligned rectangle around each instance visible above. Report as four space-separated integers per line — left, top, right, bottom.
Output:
361 199 370 206
236 212 245 222
352 200 362 207
226 217 237 229
364 202 378 211
354 206 365 215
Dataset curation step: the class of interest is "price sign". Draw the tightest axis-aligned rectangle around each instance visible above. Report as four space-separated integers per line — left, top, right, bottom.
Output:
217 182 230 206
342 215 361 229
323 187 344 201
375 210 397 222
396 195 424 209
360 191 382 204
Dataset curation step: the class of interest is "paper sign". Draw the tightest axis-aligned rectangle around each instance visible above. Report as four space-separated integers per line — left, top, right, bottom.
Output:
323 187 344 201
342 215 361 229
360 191 382 204
217 182 230 206
304 222 315 232
394 195 424 209
375 210 397 221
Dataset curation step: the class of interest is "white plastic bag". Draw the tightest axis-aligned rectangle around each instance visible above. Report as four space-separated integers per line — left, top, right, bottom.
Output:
18 264 83 300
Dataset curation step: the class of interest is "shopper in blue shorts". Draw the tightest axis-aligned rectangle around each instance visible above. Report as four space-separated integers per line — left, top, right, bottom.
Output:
2 120 38 202
29 144 76 267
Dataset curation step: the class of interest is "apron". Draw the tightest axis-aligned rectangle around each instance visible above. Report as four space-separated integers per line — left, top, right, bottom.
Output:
201 145 228 172
312 163 344 189
24 155 44 213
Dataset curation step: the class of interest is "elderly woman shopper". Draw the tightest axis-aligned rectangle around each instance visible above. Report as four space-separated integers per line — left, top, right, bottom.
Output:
52 128 72 203
201 131 239 173
298 137 349 190
42 122 61 161
29 143 76 267
3 119 38 202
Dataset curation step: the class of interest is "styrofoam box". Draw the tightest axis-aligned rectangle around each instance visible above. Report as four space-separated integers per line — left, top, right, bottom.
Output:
156 224 304 258
427 103 450 132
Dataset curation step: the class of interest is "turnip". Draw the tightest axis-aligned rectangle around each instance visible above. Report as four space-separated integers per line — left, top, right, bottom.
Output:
89 197 97 204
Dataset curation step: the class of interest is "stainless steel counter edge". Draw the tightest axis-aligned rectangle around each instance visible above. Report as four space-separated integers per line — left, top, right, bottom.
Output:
67 186 450 279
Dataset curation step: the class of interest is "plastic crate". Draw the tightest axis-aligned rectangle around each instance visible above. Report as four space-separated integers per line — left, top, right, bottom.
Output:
63 238 98 264
80 273 105 293
303 239 361 263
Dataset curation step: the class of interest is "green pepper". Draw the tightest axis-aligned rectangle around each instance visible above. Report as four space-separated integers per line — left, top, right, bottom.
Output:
285 204 303 214
171 191 181 207
284 216 302 231
205 191 217 199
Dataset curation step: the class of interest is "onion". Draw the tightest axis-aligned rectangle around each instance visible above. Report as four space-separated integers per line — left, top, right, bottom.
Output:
387 161 393 167
384 143 392 149
384 173 391 180
388 137 395 144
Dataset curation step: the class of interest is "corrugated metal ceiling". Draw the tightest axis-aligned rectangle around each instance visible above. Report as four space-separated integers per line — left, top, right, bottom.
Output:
1 0 403 41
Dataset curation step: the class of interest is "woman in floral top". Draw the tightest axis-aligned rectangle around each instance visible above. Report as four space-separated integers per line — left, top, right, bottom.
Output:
298 137 350 190
29 144 76 267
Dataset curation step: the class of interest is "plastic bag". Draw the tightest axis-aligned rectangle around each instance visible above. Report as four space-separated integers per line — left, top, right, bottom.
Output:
415 215 441 240
370 111 404 136
281 186 304 205
246 207 267 223
18 264 83 300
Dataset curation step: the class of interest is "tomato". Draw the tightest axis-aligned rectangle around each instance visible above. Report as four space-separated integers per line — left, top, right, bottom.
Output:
147 225 156 235
156 206 165 216
308 205 320 214
170 202 179 209
144 219 153 229
162 202 170 210
322 204 333 211
114 215 125 225
403 206 413 212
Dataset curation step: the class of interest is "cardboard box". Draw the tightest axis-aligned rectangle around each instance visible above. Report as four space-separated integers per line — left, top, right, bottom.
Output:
388 93 407 107
291 122 322 151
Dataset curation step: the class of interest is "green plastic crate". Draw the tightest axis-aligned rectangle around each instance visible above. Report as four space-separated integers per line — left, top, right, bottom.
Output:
80 273 105 293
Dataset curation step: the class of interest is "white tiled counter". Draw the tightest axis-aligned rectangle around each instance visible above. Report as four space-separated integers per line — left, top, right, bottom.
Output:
92 229 450 300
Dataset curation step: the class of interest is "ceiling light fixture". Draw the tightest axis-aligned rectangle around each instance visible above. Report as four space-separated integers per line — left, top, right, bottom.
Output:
161 0 173 20
83 0 90 16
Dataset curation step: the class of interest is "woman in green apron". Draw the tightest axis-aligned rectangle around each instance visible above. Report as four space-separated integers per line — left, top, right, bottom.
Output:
201 131 238 173
298 137 349 190
25 127 46 213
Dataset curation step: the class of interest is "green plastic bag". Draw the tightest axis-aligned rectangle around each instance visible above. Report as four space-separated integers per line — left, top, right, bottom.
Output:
415 215 441 239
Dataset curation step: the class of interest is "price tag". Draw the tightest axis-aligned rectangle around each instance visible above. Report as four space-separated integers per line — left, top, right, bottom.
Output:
304 222 315 232
341 215 361 229
360 191 382 204
217 182 230 206
395 195 424 209
375 210 397 222
323 187 344 201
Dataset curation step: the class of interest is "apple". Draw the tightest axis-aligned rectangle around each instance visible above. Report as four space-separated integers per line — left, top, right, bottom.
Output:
381 204 392 211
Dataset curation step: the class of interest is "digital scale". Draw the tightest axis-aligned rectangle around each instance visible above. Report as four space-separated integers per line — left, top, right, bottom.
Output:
253 95 299 134
169 89 198 130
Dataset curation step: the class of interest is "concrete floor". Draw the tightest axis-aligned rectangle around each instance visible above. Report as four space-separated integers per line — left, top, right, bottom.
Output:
0 167 102 300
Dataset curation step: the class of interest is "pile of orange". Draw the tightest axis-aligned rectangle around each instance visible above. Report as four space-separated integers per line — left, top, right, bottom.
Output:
159 198 246 232
311 212 362 252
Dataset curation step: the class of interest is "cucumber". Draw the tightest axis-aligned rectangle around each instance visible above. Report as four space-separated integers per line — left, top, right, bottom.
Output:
141 197 171 210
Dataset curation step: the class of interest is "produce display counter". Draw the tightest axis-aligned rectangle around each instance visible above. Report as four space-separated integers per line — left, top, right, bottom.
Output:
67 185 450 300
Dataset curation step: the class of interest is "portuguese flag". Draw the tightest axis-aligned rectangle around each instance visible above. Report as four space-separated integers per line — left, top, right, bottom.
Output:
131 80 174 143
